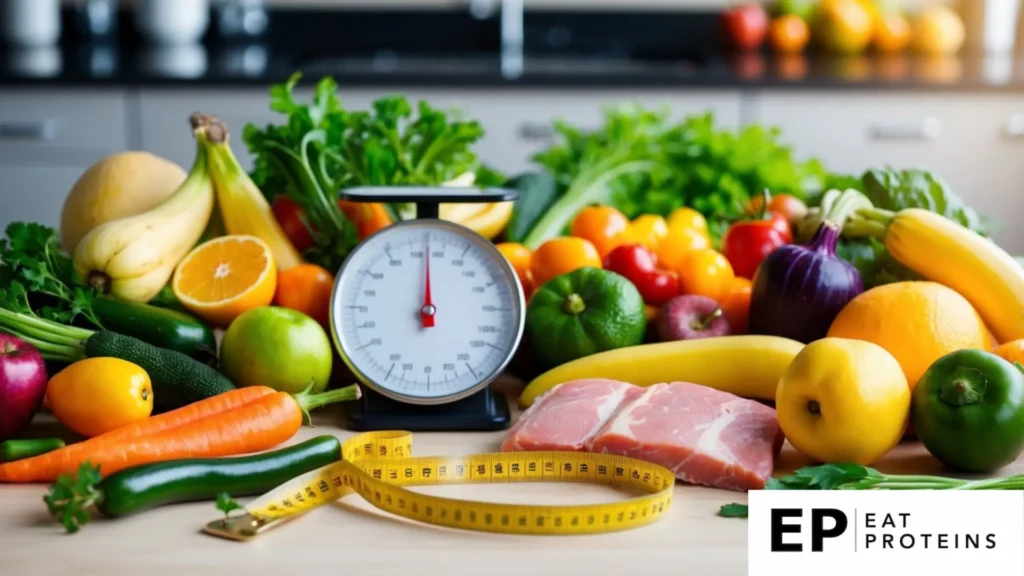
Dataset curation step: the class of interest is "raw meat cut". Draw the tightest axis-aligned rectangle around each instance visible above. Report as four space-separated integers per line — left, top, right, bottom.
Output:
588 382 782 492
500 379 642 452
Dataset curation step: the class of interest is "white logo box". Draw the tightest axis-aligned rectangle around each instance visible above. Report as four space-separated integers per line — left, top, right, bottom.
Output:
748 490 1024 576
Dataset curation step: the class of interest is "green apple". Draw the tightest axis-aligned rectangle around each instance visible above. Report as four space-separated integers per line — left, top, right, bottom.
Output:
776 0 816 21
220 306 333 394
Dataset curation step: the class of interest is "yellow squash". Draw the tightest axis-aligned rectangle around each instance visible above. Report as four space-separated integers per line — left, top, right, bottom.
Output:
73 119 215 303
859 208 1024 344
519 335 804 408
200 115 303 271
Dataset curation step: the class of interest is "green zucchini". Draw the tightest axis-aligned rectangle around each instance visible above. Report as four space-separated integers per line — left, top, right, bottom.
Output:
2 438 65 461
83 331 234 412
45 436 342 529
91 296 218 367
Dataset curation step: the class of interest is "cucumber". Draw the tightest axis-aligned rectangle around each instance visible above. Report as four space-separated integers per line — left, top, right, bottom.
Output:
2 438 65 461
92 296 218 367
96 436 343 518
84 331 235 412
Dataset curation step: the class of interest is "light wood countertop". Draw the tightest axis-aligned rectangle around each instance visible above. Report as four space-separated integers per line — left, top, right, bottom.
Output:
0 377 1011 576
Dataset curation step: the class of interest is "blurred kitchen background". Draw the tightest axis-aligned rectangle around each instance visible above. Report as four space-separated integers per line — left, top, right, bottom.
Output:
2 0 1024 249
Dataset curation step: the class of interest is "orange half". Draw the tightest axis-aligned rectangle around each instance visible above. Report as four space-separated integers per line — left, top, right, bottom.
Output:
172 235 277 328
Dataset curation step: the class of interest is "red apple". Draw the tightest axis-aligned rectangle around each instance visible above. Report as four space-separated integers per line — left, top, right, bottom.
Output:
721 3 769 51
656 295 733 342
0 333 48 442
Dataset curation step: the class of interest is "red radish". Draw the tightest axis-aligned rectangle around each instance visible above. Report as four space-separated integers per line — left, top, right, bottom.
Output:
0 334 47 442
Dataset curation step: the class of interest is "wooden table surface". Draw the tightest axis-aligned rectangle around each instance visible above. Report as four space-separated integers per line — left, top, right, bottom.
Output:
0 378 1010 576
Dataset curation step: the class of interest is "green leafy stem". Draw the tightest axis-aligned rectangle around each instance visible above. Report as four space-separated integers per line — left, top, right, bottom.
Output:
718 463 1024 519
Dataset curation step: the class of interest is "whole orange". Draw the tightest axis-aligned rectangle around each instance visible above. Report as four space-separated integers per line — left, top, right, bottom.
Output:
656 225 711 270
628 215 669 253
721 276 753 334
995 339 1024 366
496 242 534 298
873 11 911 53
675 248 735 303
769 14 810 53
570 206 631 257
530 237 602 289
827 281 992 389
273 263 335 329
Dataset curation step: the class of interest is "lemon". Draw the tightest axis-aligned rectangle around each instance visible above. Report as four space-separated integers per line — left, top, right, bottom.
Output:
776 337 910 465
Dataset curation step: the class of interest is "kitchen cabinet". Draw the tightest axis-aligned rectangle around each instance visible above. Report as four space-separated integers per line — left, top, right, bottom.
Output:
0 89 129 232
747 91 1024 252
138 88 743 175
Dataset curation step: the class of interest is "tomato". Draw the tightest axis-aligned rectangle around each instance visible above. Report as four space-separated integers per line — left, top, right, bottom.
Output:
337 200 393 239
747 192 807 227
655 226 712 271
273 263 335 330
570 206 631 257
530 237 603 289
675 248 735 302
721 276 753 334
768 14 810 53
271 196 315 253
496 242 534 299
722 219 789 279
667 207 710 239
603 244 680 307
628 215 669 253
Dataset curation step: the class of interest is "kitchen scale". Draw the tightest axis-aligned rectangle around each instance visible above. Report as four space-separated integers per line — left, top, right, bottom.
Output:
328 186 525 432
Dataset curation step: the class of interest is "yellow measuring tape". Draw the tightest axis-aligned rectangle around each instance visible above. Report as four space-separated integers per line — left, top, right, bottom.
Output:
203 430 676 540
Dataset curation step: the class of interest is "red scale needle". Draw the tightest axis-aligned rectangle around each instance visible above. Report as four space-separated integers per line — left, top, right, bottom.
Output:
420 235 436 328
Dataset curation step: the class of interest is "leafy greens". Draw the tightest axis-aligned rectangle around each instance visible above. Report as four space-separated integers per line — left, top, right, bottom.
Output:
718 462 1024 519
243 72 503 270
518 104 827 248
0 222 101 327
800 167 990 289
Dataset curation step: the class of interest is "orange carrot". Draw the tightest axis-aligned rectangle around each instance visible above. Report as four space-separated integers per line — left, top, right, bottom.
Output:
0 385 358 483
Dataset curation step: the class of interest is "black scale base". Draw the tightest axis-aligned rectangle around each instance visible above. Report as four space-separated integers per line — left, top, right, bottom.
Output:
343 386 511 431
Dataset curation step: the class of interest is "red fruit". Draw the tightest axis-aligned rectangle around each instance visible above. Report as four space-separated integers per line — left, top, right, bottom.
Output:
0 334 47 442
271 196 315 253
722 220 789 280
603 244 680 307
721 3 769 51
656 295 733 342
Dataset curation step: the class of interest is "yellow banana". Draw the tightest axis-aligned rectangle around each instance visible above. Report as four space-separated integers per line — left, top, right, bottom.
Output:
73 120 215 303
457 201 514 240
439 202 488 224
519 335 804 408
870 208 1024 343
202 115 303 271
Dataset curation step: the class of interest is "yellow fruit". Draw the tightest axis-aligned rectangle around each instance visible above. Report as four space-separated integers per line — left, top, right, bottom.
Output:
47 358 153 438
911 6 965 56
995 339 1024 365
60 151 187 254
73 120 216 303
873 10 911 52
827 281 992 389
776 338 910 465
667 207 710 238
628 215 669 252
172 234 277 328
813 0 874 54
459 201 515 240
519 335 804 408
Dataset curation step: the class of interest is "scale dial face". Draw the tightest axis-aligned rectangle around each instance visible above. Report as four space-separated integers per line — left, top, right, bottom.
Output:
330 220 526 405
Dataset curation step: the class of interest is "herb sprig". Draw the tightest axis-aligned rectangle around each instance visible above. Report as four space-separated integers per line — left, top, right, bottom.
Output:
0 223 101 327
43 462 104 534
718 463 1024 519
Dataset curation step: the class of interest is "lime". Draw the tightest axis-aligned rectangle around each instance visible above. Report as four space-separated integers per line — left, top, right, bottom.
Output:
220 306 333 394
526 267 647 369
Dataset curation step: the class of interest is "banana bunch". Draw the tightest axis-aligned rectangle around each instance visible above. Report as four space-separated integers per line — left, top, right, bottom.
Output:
73 119 216 303
439 172 513 240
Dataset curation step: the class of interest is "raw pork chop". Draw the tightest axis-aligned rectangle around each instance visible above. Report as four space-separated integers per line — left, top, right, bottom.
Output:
501 379 642 452
587 382 782 492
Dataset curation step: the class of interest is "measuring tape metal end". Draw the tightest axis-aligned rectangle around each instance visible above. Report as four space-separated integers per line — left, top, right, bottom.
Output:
202 513 282 542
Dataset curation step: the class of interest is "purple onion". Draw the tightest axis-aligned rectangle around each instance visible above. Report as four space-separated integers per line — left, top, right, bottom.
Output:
748 189 869 344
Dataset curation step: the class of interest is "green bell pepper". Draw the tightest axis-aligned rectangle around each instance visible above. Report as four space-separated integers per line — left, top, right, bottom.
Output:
912 349 1024 473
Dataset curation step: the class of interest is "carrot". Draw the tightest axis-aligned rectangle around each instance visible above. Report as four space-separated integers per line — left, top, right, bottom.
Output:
0 385 358 483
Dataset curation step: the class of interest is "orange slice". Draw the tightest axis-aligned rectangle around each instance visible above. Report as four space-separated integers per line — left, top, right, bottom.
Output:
172 235 277 328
